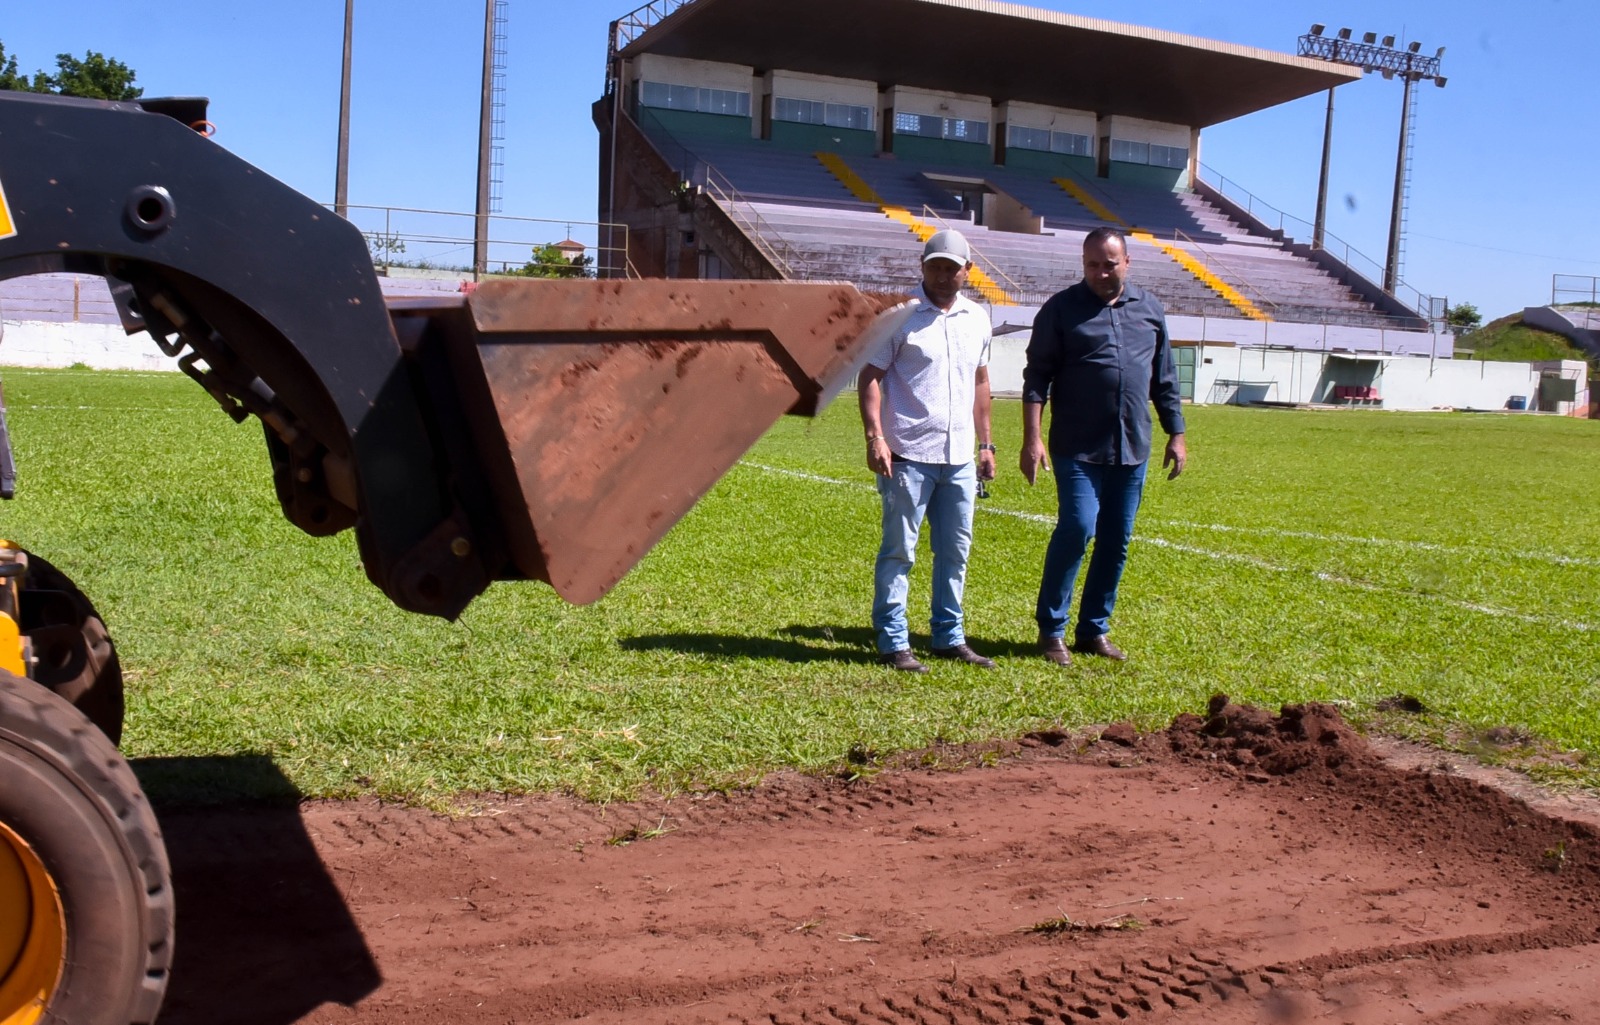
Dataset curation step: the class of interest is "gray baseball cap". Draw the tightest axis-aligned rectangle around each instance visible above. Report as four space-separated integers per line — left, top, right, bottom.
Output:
922 229 971 265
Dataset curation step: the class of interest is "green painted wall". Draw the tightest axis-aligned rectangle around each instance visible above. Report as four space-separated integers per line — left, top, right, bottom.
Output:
770 122 876 155
1003 149 1097 179
890 136 992 168
1107 161 1187 191
640 107 753 141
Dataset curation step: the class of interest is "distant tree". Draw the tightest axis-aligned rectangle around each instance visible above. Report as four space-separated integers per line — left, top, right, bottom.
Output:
506 243 594 279
1446 302 1481 335
0 41 141 100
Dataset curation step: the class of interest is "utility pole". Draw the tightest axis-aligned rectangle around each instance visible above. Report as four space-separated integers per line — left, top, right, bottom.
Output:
335 0 353 218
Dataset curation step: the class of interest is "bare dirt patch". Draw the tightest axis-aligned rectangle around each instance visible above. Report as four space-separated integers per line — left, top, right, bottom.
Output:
152 699 1600 1024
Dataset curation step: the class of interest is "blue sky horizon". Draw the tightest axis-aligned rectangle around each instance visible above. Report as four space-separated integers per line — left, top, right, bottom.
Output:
5 0 1596 322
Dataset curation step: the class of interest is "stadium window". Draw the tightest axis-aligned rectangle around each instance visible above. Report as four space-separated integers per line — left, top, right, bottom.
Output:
1149 144 1189 169
1109 139 1151 164
825 102 871 130
774 97 824 124
1050 131 1092 157
639 80 750 117
894 111 942 138
1007 125 1051 152
776 98 871 130
946 117 989 143
897 112 987 142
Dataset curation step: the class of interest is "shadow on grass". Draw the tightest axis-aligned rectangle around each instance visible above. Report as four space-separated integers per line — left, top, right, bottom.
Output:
135 755 380 1025
621 624 880 664
622 624 1046 664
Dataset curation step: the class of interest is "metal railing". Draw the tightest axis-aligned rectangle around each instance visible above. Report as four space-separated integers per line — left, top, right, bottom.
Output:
630 107 807 279
698 165 806 279
1167 227 1279 316
1196 163 1441 323
332 205 636 279
1553 274 1600 306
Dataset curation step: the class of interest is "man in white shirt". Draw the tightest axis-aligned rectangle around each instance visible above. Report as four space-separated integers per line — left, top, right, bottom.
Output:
857 229 997 672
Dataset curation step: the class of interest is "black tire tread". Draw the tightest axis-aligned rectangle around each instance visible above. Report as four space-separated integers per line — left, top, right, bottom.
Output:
0 677 172 1024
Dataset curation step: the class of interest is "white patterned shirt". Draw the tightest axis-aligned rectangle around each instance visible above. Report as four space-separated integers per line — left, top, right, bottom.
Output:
865 285 991 465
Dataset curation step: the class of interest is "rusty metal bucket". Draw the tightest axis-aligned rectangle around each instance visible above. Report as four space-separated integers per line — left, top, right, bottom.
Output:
400 278 910 604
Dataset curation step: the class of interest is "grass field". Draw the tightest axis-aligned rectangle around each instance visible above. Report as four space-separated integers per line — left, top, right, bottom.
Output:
3 366 1598 804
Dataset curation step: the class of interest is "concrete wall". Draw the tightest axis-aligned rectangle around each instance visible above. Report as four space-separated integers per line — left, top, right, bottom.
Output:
980 310 1585 414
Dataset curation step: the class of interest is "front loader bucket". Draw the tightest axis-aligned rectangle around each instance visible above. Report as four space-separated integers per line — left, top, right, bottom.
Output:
395 279 909 605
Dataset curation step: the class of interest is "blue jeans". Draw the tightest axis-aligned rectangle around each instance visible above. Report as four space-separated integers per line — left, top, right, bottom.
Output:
872 458 977 653
1035 458 1147 642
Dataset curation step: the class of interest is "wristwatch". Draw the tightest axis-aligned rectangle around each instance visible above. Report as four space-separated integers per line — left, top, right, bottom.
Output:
978 443 996 452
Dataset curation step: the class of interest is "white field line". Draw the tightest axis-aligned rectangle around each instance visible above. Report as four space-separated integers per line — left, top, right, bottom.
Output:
1155 519 1600 570
741 461 1596 633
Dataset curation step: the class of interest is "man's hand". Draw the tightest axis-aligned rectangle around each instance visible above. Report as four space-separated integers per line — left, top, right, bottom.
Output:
1163 433 1187 480
977 448 997 482
1019 438 1049 485
866 437 892 477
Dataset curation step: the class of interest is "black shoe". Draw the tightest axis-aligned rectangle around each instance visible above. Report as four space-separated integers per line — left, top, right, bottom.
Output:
879 648 929 673
929 643 996 669
1070 635 1127 661
1038 635 1072 666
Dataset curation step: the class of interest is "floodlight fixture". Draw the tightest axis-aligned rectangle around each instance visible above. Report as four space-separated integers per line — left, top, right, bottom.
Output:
1294 24 1451 298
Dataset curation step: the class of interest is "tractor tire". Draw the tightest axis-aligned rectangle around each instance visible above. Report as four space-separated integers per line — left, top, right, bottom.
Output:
0 675 173 1025
17 549 124 744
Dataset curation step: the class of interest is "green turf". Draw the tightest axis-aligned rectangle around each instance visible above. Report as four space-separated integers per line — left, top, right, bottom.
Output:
3 366 1598 803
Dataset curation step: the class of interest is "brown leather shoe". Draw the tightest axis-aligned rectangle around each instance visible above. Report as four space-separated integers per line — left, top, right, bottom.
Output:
879 648 929 673
1038 635 1072 666
930 643 996 669
1070 634 1127 661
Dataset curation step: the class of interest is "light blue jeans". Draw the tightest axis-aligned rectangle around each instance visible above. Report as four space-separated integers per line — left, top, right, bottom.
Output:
1035 458 1148 642
872 458 977 653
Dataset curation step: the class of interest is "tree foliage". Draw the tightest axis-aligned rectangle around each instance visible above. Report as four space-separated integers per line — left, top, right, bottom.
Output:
0 41 141 100
506 244 594 279
1446 302 1482 335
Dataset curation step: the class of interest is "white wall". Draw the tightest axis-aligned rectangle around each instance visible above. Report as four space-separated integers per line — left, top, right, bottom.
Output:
767 70 876 111
1102 114 1189 148
1001 101 1096 139
633 54 753 93
0 321 167 371
886 86 991 125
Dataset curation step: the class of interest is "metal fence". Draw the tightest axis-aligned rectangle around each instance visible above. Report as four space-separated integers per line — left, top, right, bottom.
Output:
1553 274 1600 306
1196 164 1443 324
332 205 632 279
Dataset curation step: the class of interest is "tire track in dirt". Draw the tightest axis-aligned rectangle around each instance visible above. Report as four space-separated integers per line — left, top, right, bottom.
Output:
151 702 1600 1025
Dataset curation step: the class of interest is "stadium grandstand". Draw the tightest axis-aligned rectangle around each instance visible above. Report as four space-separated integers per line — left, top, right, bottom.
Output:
1 0 1586 413
589 0 1590 413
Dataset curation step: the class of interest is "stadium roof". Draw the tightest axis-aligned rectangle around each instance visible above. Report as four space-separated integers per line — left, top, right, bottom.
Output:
616 0 1362 128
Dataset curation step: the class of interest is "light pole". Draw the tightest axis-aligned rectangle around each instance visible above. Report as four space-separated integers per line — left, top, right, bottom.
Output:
1298 26 1447 292
335 0 353 218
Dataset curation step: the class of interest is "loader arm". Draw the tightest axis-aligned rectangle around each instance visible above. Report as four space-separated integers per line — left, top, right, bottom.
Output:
0 91 903 617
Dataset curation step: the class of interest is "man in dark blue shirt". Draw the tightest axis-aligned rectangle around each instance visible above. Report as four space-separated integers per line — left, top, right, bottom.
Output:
1020 227 1187 665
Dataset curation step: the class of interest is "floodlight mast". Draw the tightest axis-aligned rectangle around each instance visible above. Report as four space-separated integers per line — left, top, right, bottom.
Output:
1297 26 1447 293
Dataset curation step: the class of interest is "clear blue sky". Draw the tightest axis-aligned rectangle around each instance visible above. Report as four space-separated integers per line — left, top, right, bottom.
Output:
5 0 1595 320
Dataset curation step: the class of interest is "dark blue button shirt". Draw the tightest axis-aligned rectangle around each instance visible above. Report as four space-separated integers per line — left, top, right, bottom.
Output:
1021 280 1186 466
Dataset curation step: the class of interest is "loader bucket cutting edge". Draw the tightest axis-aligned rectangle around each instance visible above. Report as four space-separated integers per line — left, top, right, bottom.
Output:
418 278 912 605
